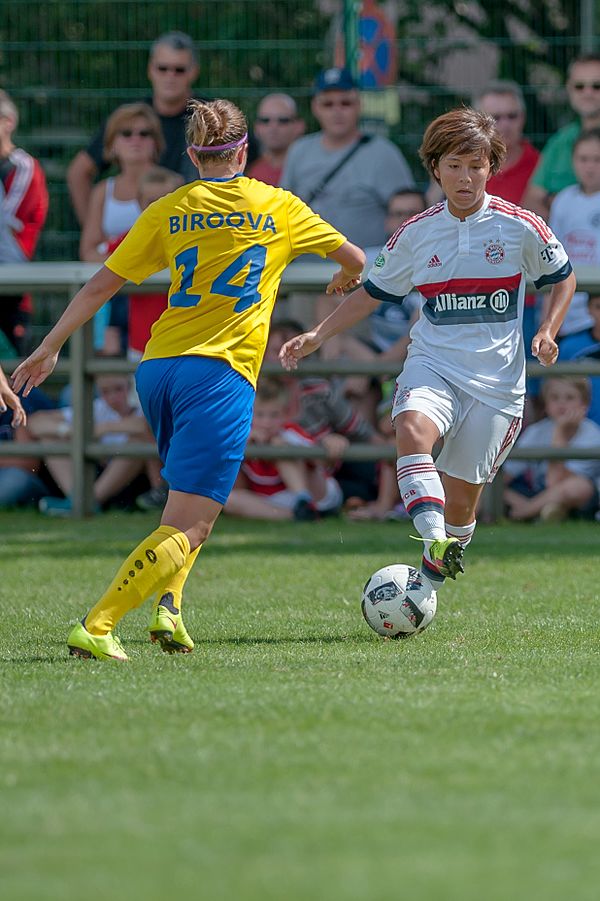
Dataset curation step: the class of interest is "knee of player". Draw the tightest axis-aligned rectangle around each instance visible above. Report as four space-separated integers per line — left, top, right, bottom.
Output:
186 520 214 549
394 411 437 450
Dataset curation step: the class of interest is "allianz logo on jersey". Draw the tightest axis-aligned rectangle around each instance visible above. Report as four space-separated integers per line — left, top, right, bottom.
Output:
433 289 510 313
424 287 517 324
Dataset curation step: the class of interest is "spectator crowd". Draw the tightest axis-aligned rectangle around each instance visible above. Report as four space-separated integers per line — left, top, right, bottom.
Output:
2 32 600 523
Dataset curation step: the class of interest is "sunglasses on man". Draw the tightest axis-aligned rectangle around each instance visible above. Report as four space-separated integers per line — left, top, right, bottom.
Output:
155 64 189 75
255 116 295 125
118 129 154 138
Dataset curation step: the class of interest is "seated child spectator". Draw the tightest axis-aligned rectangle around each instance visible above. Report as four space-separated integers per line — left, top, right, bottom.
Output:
104 166 184 360
28 374 161 515
225 377 343 521
503 376 600 522
345 379 408 522
559 293 600 426
266 320 380 505
0 368 57 509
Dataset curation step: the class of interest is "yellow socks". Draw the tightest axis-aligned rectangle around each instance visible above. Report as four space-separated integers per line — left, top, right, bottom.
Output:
85 526 190 635
153 545 202 613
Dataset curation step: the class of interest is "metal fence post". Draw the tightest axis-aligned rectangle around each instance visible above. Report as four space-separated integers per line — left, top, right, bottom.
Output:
580 0 596 54
69 303 95 517
343 0 362 79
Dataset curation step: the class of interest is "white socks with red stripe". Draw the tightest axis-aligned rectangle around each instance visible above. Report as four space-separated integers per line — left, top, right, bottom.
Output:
397 453 447 585
397 454 475 589
445 521 476 549
397 453 446 541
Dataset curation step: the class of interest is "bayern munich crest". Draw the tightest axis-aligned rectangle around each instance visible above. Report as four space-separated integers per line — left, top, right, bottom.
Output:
484 241 505 264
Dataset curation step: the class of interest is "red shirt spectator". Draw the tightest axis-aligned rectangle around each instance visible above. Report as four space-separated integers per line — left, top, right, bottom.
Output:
247 93 304 186
0 149 48 263
486 140 539 205
246 157 284 187
0 89 49 353
475 80 539 205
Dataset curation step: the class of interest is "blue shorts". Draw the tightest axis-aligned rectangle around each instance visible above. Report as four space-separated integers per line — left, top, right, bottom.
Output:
135 356 255 504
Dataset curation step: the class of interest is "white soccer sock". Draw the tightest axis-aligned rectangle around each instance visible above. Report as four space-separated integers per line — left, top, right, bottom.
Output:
396 454 446 540
446 521 477 548
397 454 448 586
396 454 446 589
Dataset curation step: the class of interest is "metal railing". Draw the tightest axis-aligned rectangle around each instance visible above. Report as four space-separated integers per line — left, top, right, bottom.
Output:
2 259 600 518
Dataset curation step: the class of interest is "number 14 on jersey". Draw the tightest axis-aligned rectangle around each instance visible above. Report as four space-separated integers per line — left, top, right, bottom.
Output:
170 244 267 313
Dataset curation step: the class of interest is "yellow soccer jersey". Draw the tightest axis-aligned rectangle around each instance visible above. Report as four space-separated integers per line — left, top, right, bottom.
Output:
105 175 346 386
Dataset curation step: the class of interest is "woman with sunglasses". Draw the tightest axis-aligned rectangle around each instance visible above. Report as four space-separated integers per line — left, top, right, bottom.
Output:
79 103 165 354
79 103 164 264
13 98 365 661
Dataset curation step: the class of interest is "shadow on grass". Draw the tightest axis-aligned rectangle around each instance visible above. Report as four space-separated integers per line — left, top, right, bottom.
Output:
1 514 596 562
0 655 72 664
0 634 369 665
124 634 361 647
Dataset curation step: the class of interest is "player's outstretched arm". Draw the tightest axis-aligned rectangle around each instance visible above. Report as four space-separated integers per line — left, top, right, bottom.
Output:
279 285 381 371
326 241 366 296
12 266 126 396
0 364 26 427
532 270 577 367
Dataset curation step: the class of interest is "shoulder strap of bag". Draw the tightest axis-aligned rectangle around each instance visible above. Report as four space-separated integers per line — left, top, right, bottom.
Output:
305 134 372 206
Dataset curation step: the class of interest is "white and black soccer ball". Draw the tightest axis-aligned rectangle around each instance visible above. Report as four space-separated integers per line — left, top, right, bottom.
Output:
361 564 437 639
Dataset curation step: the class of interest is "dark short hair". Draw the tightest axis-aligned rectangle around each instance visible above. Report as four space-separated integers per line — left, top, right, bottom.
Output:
573 127 600 153
255 376 288 404
419 106 506 181
387 188 427 207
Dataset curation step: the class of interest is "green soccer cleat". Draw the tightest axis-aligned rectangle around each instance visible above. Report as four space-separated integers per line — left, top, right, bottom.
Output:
67 622 129 661
149 592 194 654
427 537 465 580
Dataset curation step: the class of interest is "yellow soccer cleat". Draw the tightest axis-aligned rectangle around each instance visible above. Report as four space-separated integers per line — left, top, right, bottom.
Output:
427 537 465 580
149 592 194 654
67 621 129 661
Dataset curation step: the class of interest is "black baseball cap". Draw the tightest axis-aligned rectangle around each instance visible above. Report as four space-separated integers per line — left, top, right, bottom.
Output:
313 67 357 95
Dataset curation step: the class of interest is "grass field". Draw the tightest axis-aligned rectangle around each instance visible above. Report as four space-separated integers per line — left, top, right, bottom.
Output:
2 511 600 901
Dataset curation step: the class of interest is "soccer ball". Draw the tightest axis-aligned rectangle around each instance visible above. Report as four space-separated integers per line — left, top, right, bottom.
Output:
361 564 437 639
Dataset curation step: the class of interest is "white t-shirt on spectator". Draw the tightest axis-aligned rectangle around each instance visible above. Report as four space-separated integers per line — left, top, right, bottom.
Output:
504 415 600 485
549 184 599 335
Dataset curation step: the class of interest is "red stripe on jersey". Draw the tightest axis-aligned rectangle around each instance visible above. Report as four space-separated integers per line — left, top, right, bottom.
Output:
386 203 444 250
488 198 552 242
414 273 522 298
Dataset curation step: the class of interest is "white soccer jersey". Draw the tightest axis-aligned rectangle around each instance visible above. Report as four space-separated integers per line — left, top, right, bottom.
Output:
365 194 572 416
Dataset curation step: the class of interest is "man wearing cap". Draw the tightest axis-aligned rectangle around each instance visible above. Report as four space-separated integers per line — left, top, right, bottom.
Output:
280 67 415 249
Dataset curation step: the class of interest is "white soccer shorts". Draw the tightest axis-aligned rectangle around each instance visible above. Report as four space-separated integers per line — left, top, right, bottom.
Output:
391 360 522 484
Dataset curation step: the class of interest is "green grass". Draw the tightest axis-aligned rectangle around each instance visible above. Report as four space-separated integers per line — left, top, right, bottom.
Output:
1 511 600 900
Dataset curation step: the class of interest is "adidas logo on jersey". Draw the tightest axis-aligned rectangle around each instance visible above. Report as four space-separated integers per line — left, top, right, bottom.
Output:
427 254 442 268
